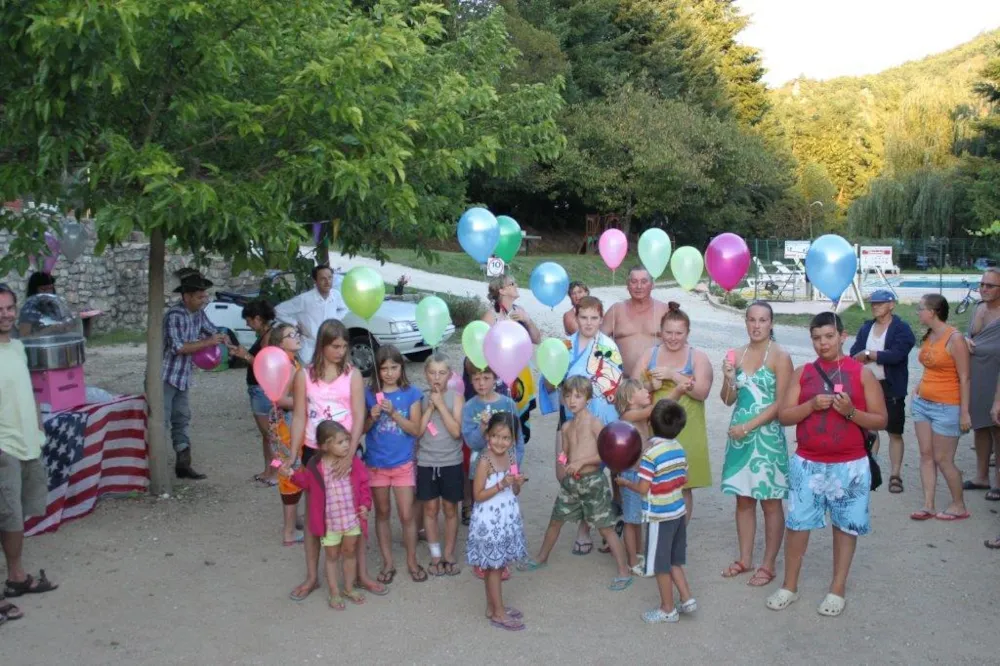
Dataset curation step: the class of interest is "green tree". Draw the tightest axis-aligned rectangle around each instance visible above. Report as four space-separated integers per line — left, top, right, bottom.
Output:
0 0 563 492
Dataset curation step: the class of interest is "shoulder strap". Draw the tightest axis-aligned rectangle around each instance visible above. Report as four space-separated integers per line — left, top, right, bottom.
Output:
812 361 834 392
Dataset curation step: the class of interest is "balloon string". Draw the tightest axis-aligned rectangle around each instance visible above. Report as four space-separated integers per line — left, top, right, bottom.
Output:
367 324 381 393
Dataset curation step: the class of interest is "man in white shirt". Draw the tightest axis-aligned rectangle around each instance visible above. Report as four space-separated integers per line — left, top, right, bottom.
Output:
274 264 349 363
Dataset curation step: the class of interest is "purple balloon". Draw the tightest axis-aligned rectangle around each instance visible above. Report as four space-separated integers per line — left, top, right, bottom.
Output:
193 344 222 370
705 232 750 291
312 222 323 245
483 320 532 387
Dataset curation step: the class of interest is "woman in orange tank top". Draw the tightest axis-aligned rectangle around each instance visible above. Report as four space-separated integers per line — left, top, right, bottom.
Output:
910 294 971 522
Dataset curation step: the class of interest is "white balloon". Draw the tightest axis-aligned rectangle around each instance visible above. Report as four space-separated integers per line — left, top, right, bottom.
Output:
60 221 87 262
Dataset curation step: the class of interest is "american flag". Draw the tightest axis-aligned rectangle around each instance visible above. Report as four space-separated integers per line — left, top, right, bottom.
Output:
26 395 149 537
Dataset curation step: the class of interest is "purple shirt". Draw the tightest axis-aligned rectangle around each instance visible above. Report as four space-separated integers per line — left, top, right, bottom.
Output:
161 302 217 390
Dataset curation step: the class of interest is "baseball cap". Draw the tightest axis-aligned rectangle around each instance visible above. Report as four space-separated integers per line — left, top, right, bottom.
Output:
869 290 896 303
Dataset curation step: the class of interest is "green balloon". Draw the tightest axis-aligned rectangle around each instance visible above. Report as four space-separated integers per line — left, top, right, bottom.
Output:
536 337 570 386
342 266 385 320
494 215 522 263
670 246 704 291
462 320 490 370
415 296 451 347
638 228 672 279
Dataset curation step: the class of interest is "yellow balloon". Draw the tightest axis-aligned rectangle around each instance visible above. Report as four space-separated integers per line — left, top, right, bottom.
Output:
670 246 704 291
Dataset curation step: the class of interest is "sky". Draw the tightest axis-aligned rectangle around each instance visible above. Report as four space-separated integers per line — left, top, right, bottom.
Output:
735 0 1000 86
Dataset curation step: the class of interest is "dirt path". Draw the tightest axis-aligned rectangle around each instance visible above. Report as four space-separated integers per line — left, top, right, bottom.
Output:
5 316 998 664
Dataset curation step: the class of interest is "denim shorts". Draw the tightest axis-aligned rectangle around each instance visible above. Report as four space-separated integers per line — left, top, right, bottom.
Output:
911 396 961 438
786 454 870 537
618 470 644 524
247 385 271 416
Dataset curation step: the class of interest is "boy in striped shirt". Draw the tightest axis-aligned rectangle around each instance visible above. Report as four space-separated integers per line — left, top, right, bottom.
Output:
616 399 696 623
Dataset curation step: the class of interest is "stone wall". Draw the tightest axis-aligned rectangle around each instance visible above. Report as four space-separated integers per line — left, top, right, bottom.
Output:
0 225 261 333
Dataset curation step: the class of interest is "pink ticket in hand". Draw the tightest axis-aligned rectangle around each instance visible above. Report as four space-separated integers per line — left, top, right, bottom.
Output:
426 421 439 436
557 452 568 465
510 463 520 476
833 384 843 394
726 349 736 364
270 458 282 468
375 392 385 403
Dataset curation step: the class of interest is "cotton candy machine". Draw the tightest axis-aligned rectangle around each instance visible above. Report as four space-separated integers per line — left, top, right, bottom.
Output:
17 294 87 411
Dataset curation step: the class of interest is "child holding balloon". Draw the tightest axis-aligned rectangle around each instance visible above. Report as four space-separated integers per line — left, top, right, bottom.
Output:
364 345 425 583
266 323 305 546
614 378 654 575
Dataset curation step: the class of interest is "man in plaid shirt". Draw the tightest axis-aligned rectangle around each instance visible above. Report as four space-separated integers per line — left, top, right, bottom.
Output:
162 271 228 479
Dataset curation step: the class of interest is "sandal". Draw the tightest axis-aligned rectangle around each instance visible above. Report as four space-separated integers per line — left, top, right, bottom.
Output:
360 580 389 596
377 568 397 585
409 565 428 582
747 566 775 587
515 559 546 572
441 561 461 576
721 560 751 578
282 532 304 547
4 570 58 597
474 566 511 580
489 616 525 632
765 588 799 611
985 488 1000 501
571 540 593 556
427 560 445 577
328 594 346 610
597 539 612 554
962 480 990 490
343 589 366 605
985 536 1000 550
909 509 935 521
289 582 319 602
461 506 471 526
252 474 277 488
608 576 633 591
0 601 24 622
888 475 903 494
935 510 971 521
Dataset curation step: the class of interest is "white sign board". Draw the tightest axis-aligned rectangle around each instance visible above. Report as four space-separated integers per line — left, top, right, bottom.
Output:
784 240 810 259
860 246 893 271
485 257 505 277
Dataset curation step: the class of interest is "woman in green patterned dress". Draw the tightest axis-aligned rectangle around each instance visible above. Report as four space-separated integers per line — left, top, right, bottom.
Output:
719 302 793 588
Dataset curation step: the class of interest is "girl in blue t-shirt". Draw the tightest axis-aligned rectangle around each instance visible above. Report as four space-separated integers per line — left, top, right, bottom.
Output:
364 345 425 583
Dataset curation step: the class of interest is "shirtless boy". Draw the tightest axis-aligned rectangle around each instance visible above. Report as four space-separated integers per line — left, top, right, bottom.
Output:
529 376 632 590
601 266 668 375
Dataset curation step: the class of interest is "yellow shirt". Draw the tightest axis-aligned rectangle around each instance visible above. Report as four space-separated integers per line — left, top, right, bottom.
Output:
0 340 45 461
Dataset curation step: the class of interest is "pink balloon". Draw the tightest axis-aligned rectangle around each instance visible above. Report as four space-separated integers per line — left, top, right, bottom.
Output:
44 231 60 256
598 229 628 271
253 347 294 402
483 321 533 387
193 344 222 370
446 371 465 395
705 232 751 291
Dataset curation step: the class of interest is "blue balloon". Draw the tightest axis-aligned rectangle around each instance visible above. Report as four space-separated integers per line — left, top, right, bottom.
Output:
805 235 858 302
457 207 500 264
530 261 570 308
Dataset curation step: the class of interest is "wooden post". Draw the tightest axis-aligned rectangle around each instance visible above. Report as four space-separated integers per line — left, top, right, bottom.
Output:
144 228 171 495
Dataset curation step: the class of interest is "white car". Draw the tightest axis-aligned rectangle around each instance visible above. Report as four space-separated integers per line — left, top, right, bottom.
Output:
206 271 455 375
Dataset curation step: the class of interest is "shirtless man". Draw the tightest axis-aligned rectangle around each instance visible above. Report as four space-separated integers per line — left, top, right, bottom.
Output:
602 266 669 376
966 267 1000 495
528 376 632 590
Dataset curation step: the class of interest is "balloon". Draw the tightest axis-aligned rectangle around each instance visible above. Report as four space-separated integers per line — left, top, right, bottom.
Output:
446 371 465 395
637 228 671 280
457 207 499 264
60 221 86 262
462 320 490 370
415 295 451 347
805 234 858 303
253 347 294 402
598 229 628 271
494 215 523 263
42 256 58 274
193 344 222 370
31 231 60 272
536 337 570 386
341 266 385 320
529 261 569 309
670 246 704 291
597 421 643 473
705 232 751 291
483 320 533 387
312 222 323 245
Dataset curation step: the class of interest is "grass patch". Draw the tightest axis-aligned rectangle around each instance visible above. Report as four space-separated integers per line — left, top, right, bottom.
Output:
87 329 146 347
774 302 973 335
384 248 668 288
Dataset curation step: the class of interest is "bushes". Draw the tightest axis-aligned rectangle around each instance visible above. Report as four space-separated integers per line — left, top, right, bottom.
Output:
439 293 486 328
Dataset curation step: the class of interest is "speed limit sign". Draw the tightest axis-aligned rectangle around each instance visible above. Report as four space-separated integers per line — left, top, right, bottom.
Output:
486 257 505 277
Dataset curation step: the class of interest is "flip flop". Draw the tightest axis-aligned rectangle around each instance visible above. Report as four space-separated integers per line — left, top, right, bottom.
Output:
985 488 1000 501
441 561 461 576
608 576 633 592
571 541 593 556
282 532 305 547
252 474 277 488
515 559 546 572
985 536 1000 550
962 480 991 490
935 511 971 521
0 601 24 622
289 582 319 602
360 580 390 596
343 589 366 605
909 509 935 521
489 616 525 631
377 568 397 585
328 594 346 611
409 565 429 583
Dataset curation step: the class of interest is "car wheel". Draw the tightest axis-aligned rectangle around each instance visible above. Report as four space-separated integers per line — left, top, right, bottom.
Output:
405 349 433 363
350 332 378 377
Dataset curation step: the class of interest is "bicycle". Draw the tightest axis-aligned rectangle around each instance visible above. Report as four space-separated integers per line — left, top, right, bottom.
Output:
955 279 980 315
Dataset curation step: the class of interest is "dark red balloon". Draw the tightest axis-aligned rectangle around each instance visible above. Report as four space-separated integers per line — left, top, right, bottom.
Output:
597 421 642 473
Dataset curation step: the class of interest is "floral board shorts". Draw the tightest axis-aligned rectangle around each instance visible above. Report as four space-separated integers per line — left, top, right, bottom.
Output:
551 470 615 528
618 470 644 525
786 454 871 537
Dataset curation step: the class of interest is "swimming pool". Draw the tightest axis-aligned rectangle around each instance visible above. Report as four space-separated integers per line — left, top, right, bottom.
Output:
896 278 972 289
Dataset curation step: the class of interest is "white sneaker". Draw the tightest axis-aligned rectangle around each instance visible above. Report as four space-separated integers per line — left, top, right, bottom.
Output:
678 598 697 614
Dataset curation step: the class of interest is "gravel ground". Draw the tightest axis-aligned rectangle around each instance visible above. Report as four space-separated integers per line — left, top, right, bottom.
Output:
4 273 999 665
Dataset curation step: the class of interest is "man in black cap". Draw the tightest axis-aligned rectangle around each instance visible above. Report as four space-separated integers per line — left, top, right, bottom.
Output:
850 289 915 494
162 270 227 479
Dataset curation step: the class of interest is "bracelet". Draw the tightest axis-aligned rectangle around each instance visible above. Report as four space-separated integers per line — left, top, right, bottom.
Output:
846 407 856 421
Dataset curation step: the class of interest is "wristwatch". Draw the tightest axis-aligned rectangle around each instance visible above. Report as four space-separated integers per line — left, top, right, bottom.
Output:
865 350 871 361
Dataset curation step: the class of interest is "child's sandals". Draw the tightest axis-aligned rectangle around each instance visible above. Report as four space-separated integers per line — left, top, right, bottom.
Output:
343 589 366 605
328 595 346 610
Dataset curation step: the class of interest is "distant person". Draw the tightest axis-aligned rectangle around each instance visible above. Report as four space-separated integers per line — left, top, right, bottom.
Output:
849 290 915 494
965 268 1000 499
985 379 1000 550
18 272 57 337
231 299 278 486
602 266 668 376
25 272 55 298
275 264 348 364
562 281 590 335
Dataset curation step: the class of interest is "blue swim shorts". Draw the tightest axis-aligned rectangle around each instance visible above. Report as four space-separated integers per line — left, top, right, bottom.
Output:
786 454 870 537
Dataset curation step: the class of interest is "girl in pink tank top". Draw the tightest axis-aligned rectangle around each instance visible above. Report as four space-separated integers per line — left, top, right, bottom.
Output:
304 370 353 449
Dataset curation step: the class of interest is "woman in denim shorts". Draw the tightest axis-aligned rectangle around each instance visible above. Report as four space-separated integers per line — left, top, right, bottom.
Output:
232 299 277 486
910 294 972 522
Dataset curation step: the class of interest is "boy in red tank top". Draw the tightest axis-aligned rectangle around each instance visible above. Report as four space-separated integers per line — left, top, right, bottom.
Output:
767 313 887 618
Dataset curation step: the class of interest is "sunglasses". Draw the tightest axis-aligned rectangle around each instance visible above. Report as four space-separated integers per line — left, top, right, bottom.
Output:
283 331 301 340
980 282 1000 290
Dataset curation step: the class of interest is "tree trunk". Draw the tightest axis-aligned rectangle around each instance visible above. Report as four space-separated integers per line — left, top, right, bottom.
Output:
144 229 171 495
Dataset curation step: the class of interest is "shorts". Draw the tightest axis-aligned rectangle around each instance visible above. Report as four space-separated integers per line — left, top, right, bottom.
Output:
911 396 961 438
644 518 687 575
248 385 272 416
0 454 48 532
550 471 615 528
416 464 464 503
880 381 905 435
786 454 870 537
368 461 416 488
618 470 643 524
320 525 361 547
